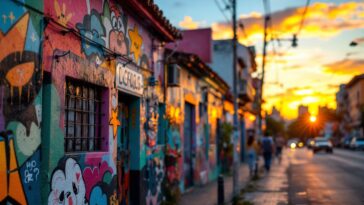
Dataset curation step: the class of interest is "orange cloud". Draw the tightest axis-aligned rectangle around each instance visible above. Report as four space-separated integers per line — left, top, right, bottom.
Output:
352 37 364 44
179 16 200 29
264 86 338 119
212 2 364 43
323 59 364 75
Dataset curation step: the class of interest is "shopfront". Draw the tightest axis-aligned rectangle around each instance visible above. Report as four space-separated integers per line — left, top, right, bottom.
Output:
115 62 144 204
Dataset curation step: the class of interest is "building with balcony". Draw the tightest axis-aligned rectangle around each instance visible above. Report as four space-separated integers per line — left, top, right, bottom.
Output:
210 40 256 104
336 84 350 139
210 40 258 161
346 74 364 137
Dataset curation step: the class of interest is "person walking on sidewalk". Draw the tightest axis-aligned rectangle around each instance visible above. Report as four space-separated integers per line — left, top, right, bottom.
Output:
247 136 259 176
261 134 274 172
275 136 285 164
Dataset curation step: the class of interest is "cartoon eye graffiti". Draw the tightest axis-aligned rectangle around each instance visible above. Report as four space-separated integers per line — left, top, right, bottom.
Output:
0 51 40 104
73 182 79 195
117 17 123 32
59 191 65 202
111 12 117 29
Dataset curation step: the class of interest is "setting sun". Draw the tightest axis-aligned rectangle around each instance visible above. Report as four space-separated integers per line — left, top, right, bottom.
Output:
309 115 317 123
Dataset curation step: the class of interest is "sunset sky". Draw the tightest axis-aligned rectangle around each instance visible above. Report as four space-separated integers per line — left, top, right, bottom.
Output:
156 0 364 119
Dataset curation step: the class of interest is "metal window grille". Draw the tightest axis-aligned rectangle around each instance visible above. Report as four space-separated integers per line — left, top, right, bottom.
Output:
64 78 104 153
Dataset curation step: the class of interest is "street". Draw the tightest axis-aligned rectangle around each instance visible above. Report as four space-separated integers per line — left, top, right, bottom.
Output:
288 148 364 205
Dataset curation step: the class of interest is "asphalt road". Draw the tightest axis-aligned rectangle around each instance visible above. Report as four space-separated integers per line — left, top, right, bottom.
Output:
288 148 364 205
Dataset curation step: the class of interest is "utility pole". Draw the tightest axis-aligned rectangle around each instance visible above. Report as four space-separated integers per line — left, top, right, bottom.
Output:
232 0 240 196
258 4 270 139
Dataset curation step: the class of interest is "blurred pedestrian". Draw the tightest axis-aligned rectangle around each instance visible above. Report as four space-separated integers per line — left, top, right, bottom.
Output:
247 136 259 176
275 136 285 163
261 134 274 172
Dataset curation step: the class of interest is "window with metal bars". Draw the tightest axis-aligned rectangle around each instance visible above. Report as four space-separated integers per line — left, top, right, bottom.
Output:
64 78 104 153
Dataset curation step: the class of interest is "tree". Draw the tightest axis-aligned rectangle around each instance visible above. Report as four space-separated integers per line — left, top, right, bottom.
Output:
265 116 285 138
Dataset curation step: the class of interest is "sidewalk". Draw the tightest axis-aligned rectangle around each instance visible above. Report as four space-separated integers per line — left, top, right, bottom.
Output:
179 164 250 205
240 151 289 205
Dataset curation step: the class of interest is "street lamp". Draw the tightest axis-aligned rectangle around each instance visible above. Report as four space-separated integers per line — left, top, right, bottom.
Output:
349 38 364 47
350 41 358 47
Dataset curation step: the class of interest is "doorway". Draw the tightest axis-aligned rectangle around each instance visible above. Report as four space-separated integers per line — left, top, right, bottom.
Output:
117 93 135 205
183 102 195 189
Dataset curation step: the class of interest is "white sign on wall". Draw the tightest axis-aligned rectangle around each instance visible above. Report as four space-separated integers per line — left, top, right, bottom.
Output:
116 63 144 96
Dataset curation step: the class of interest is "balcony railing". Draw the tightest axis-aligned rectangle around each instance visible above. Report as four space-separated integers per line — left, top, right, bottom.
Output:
238 80 255 103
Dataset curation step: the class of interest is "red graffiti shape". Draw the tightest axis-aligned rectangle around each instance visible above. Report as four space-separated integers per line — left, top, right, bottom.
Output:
82 161 113 200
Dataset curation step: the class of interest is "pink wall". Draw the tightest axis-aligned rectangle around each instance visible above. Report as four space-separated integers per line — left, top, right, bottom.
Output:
167 28 212 63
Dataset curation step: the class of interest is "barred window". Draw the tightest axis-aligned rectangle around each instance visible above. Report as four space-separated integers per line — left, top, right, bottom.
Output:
65 78 104 152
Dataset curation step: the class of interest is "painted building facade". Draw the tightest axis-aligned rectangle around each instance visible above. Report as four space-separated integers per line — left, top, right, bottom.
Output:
0 0 181 205
164 50 230 193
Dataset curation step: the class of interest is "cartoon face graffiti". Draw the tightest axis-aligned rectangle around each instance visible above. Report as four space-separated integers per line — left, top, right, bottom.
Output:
109 6 128 55
76 10 106 65
48 158 87 205
0 13 42 134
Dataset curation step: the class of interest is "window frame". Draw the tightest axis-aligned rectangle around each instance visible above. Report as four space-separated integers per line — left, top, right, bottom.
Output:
64 77 105 153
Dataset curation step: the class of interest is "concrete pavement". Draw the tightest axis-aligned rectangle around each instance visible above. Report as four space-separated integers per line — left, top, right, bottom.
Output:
179 164 250 205
240 151 289 205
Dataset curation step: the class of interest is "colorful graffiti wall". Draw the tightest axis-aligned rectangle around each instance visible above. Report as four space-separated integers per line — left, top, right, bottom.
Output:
1 0 168 204
0 1 43 204
42 0 164 204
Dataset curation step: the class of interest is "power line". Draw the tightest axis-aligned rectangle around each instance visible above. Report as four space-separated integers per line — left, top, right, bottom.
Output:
214 0 231 23
258 0 270 138
297 0 311 36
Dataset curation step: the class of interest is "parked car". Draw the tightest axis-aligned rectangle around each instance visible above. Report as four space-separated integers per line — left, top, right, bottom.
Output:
313 137 333 154
349 137 364 150
341 137 352 149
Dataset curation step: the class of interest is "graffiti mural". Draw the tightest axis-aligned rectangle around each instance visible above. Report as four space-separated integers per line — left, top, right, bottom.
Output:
0 12 42 130
76 9 106 65
128 25 143 63
48 158 87 205
141 81 165 205
143 157 164 205
0 131 27 204
146 86 159 148
0 1 43 204
54 0 73 26
48 157 117 205
110 109 120 139
47 0 153 68
162 125 182 204
105 1 129 55
1 0 176 204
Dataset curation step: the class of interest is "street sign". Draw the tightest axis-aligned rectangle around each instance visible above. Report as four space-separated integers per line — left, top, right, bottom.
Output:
116 63 144 96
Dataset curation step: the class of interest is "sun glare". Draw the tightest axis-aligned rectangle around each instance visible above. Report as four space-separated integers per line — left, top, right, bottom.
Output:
309 115 317 123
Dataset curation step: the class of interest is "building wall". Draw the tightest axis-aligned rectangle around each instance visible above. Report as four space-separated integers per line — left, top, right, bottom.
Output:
347 80 364 130
165 67 224 193
0 1 44 204
1 0 166 204
210 40 254 89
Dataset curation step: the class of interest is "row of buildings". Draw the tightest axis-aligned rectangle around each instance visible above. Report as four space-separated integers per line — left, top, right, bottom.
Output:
336 74 364 139
0 0 259 204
